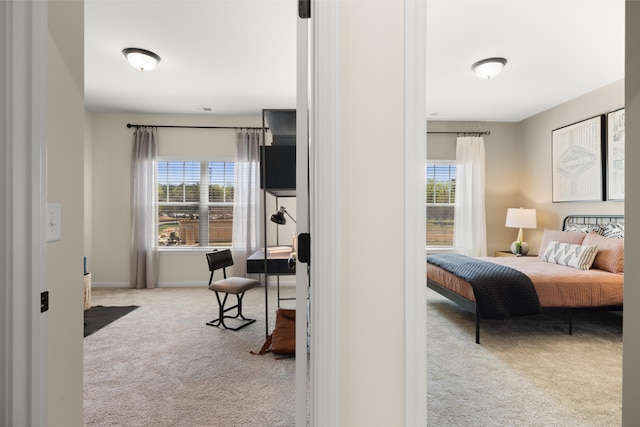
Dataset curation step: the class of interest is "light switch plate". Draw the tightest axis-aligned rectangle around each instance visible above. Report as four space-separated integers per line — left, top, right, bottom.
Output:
46 203 61 242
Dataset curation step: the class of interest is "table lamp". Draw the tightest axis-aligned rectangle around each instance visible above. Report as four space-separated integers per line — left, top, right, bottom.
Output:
505 207 537 255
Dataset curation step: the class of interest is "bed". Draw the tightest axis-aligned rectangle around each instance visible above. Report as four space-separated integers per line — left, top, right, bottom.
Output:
426 215 624 344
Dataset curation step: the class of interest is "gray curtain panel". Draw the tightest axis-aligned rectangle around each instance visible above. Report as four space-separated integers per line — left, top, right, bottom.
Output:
130 127 159 288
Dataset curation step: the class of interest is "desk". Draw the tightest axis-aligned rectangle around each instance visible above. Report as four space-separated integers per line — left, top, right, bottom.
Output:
247 248 296 337
246 248 296 275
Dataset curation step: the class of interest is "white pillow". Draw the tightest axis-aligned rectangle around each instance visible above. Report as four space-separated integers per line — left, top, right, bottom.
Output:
540 240 598 270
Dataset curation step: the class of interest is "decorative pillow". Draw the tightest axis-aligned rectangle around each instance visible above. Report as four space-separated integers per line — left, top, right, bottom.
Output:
602 222 624 239
582 232 624 273
538 229 587 258
540 240 598 270
564 223 605 235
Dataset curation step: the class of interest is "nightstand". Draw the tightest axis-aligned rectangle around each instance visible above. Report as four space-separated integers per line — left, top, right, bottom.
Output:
494 251 537 258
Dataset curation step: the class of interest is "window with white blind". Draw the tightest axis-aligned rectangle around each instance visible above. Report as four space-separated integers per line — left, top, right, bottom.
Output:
426 162 456 249
157 161 234 248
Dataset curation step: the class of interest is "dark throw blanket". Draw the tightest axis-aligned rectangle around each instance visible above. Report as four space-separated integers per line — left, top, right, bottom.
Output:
427 253 541 319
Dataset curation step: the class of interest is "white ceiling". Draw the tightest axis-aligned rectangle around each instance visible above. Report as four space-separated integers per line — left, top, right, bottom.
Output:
85 0 625 122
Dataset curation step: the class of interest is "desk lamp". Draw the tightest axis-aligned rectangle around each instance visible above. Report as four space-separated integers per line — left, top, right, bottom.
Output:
505 207 537 255
270 206 296 225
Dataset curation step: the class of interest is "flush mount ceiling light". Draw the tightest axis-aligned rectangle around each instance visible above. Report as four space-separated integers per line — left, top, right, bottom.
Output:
122 48 161 71
471 57 507 79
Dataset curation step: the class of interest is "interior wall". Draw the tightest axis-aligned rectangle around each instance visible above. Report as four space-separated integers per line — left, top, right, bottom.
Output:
47 1 85 425
84 111 93 272
89 112 295 287
427 121 521 255
624 2 640 424
517 79 624 254
337 0 406 423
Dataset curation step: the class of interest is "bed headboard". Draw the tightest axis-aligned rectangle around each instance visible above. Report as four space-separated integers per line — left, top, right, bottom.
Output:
562 215 625 238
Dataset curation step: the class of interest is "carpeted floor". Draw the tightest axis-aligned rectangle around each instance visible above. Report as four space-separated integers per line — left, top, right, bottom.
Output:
84 286 297 427
84 286 622 426
427 288 622 426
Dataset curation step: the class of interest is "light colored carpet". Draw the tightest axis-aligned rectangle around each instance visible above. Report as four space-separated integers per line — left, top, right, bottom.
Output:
85 287 622 426
84 286 297 427
427 288 622 426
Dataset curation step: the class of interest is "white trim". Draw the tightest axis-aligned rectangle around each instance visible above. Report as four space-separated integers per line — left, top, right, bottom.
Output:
0 1 48 425
91 282 132 288
405 0 427 425
92 280 297 288
295 14 310 427
310 0 340 424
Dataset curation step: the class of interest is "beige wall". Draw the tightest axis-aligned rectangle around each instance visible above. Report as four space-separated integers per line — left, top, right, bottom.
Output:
427 79 624 257
427 121 521 255
624 2 640 424
89 113 295 286
517 79 624 254
337 0 406 424
47 1 85 425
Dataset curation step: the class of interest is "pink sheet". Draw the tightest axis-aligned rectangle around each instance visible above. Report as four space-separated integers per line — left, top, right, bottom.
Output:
427 256 623 308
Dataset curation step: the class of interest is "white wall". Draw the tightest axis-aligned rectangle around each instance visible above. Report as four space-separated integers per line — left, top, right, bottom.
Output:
47 1 85 425
89 113 296 286
517 79 624 254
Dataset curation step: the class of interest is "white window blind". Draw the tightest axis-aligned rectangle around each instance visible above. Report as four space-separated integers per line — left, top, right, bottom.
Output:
158 161 235 248
426 162 456 248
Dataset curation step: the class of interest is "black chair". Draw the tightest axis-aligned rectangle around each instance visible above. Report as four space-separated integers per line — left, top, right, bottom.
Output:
206 249 260 330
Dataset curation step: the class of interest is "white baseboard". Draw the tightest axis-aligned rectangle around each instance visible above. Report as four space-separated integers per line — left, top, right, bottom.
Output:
92 279 297 288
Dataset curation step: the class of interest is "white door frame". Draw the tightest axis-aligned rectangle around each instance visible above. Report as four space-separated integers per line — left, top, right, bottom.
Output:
295 9 310 427
0 1 49 426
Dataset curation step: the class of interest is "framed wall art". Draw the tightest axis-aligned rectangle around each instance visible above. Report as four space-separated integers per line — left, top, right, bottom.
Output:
551 115 605 202
606 108 625 201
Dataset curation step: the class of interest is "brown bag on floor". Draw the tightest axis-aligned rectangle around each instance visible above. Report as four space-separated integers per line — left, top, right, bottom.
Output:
251 308 295 357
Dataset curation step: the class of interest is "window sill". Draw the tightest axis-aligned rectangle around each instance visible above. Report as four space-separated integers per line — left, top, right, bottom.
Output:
426 246 454 255
159 246 230 255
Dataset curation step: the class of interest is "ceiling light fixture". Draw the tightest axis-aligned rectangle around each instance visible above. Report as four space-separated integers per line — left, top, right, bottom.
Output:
471 57 507 79
122 47 161 71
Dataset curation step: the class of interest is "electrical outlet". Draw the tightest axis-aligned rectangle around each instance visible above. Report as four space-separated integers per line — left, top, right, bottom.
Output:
46 203 61 242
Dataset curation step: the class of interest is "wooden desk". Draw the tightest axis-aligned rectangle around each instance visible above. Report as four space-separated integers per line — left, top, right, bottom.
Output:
247 248 296 337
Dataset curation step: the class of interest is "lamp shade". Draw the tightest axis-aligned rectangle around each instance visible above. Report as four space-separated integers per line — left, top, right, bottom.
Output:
270 210 287 225
270 206 295 225
122 48 161 71
505 208 537 229
471 57 507 79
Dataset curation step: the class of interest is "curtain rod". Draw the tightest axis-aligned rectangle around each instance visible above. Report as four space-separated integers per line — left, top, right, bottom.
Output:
126 123 264 130
427 131 490 136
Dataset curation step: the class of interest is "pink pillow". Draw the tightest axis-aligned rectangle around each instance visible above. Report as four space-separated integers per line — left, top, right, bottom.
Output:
582 232 624 274
538 229 586 258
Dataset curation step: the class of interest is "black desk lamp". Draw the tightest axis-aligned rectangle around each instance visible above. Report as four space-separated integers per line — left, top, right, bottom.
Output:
270 206 296 225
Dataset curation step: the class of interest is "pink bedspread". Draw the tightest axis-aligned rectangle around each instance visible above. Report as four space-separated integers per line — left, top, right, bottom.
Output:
427 256 623 308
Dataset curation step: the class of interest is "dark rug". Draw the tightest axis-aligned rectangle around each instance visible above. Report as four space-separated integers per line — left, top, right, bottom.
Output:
84 305 139 337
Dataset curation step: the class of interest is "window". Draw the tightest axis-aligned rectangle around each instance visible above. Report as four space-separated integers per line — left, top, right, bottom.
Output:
426 162 456 249
158 161 234 248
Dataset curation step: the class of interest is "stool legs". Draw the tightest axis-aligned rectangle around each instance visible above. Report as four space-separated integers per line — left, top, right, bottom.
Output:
206 291 256 330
